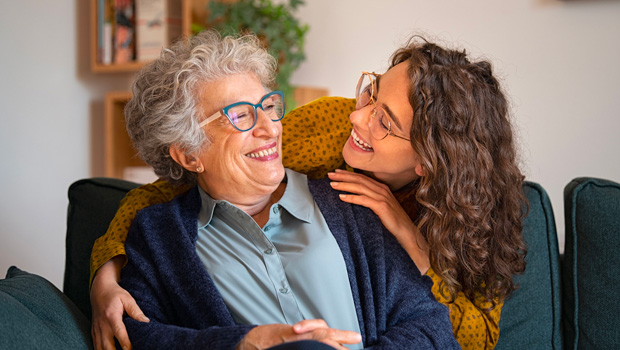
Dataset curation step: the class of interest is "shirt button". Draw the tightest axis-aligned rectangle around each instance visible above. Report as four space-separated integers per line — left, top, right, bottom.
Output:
264 225 272 232
264 248 274 255
279 287 289 294
272 206 279 214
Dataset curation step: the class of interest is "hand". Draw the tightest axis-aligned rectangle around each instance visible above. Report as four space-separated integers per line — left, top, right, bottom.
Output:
236 320 361 350
90 257 149 350
328 169 430 273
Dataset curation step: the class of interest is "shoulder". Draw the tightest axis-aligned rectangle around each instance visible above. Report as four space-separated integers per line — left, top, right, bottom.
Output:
126 179 190 204
133 186 201 229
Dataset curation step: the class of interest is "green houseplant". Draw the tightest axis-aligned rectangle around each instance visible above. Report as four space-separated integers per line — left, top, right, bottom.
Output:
202 0 309 108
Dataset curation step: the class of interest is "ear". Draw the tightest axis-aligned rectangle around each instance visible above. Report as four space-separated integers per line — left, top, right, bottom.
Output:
169 144 204 173
414 163 427 177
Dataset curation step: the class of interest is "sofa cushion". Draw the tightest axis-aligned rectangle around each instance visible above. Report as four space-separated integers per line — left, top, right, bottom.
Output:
0 266 92 349
563 177 620 350
64 177 141 320
495 181 562 350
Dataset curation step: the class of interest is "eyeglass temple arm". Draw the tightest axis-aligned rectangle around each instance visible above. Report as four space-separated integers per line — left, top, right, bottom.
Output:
199 110 223 128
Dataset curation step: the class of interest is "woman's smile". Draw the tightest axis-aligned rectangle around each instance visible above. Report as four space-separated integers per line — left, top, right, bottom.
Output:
348 129 373 152
245 142 279 160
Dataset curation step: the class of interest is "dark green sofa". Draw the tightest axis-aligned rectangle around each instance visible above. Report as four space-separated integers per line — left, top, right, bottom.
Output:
1 176 619 349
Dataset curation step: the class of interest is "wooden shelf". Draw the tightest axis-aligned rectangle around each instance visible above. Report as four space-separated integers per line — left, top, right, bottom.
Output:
104 91 145 178
91 0 202 73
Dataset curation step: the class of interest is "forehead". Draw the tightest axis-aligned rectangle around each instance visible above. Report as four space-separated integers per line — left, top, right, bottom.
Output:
198 74 266 114
376 62 413 129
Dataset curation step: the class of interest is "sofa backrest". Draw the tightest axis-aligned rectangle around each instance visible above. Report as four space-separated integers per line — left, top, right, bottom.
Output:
495 181 563 350
562 177 620 350
64 177 140 320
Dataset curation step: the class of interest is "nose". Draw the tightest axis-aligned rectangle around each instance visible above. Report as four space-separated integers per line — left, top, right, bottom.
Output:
349 103 372 130
252 108 280 137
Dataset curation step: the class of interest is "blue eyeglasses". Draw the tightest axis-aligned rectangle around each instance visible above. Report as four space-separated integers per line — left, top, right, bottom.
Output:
199 91 285 132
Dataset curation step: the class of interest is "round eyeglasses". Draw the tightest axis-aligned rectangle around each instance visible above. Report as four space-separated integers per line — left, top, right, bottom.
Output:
356 72 410 142
199 91 285 132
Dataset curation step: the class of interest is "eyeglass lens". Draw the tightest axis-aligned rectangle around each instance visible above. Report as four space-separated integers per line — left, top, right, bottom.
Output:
356 74 389 140
372 107 394 140
226 92 284 131
356 74 375 109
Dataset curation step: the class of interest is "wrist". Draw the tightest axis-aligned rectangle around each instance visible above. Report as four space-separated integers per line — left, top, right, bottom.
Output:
93 256 124 287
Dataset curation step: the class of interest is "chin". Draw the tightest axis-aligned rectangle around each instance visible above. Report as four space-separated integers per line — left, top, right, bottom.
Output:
265 166 286 184
343 146 363 170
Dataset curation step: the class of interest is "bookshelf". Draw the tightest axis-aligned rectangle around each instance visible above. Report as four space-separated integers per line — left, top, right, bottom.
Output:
91 0 215 73
104 92 142 178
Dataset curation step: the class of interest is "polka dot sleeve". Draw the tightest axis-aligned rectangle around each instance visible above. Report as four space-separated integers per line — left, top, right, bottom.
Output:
426 267 502 350
89 180 190 284
281 96 356 178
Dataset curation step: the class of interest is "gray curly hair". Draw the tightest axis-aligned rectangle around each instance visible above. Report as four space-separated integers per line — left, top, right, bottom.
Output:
125 29 277 186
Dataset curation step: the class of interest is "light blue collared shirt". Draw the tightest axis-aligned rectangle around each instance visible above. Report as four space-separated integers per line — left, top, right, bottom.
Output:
195 169 362 349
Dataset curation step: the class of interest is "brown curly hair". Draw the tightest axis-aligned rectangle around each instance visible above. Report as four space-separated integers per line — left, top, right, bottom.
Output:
390 37 527 306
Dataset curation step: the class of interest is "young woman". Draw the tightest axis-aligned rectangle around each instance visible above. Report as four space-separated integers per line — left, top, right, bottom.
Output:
90 36 526 350
328 37 527 349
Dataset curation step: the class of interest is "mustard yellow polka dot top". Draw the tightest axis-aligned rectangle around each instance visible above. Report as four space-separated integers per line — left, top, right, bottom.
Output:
90 96 502 349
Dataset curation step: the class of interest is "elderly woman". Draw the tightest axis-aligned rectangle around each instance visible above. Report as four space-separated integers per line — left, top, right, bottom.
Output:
102 30 458 350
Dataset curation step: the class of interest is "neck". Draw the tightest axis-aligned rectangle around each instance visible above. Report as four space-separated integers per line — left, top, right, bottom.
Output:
362 170 417 192
198 178 287 228
250 182 286 227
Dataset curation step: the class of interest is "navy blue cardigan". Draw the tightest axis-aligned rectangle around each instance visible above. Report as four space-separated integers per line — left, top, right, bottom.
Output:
121 178 459 349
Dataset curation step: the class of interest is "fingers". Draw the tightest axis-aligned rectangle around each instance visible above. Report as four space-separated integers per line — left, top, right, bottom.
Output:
293 319 362 346
328 172 392 202
92 320 118 350
329 170 390 192
90 274 143 350
111 296 147 350
304 328 362 346
292 319 329 333
111 311 131 350
124 297 150 323
330 181 392 215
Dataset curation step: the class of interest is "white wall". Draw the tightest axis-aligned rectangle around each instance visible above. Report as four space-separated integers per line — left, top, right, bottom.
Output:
1 0 619 288
0 0 133 287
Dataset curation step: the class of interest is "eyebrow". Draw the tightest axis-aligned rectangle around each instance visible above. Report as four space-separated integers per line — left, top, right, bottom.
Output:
382 104 404 130
376 76 404 130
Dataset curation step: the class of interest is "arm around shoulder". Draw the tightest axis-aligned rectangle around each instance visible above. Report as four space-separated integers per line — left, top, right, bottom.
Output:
89 179 189 284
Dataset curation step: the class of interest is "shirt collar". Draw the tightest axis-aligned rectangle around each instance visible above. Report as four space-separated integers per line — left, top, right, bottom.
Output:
197 168 313 227
278 168 313 223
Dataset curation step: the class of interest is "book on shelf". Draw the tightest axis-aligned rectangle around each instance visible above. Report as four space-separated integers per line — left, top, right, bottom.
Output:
98 0 114 64
113 0 136 63
97 0 182 65
136 0 182 62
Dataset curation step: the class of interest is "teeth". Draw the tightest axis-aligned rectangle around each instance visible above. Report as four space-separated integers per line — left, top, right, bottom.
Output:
246 146 277 158
351 130 373 151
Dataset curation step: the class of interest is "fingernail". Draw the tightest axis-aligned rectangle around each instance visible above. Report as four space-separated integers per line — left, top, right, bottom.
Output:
339 194 347 199
330 182 338 187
